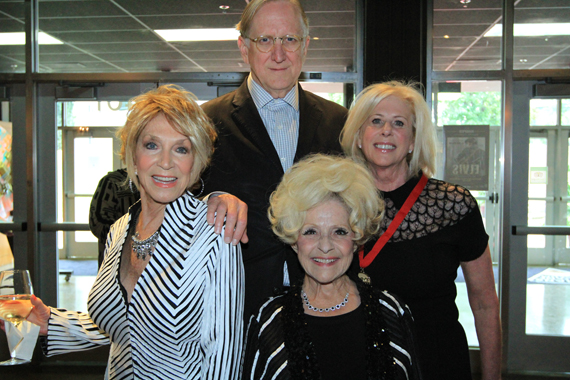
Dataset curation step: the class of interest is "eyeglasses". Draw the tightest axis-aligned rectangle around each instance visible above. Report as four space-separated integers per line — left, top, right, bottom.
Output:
246 35 305 53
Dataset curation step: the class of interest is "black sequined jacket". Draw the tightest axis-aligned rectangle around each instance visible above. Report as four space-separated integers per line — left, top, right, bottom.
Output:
242 281 423 380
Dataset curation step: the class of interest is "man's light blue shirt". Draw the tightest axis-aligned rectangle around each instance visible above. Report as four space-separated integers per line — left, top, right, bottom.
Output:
248 75 300 286
248 75 300 172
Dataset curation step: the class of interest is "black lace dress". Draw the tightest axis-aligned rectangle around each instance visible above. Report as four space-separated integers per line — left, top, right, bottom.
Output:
357 172 488 380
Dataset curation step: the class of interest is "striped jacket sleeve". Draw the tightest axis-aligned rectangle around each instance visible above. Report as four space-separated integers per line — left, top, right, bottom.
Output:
241 314 261 380
241 298 289 380
200 229 245 380
379 290 424 380
43 308 110 356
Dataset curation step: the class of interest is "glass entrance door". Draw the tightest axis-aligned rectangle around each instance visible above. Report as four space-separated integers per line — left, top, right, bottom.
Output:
506 81 570 372
61 127 120 259
525 100 570 337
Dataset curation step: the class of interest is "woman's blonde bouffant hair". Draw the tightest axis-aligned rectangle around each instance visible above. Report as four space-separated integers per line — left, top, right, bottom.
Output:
268 154 384 246
340 80 437 179
117 84 217 192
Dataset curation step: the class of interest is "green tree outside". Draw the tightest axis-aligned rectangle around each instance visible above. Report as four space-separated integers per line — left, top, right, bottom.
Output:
437 92 501 127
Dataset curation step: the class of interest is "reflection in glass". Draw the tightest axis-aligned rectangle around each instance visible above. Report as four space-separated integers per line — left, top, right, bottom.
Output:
432 0 502 71
515 3 570 70
433 1 569 72
0 1 25 74
30 1 355 73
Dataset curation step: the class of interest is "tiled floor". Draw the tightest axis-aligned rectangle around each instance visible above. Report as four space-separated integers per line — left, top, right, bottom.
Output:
58 274 96 312
457 280 570 347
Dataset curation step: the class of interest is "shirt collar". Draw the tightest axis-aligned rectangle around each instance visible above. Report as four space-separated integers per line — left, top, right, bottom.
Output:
248 75 299 112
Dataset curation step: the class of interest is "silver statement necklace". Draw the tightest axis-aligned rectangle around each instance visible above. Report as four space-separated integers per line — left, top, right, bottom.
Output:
301 290 349 313
132 229 160 260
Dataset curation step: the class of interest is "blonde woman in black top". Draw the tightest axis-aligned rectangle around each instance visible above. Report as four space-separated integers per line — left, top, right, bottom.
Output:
243 154 421 380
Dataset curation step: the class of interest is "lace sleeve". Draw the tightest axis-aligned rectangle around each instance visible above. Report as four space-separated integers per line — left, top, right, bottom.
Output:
383 179 488 260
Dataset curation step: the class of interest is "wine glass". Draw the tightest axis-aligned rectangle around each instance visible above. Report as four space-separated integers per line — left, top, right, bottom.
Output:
0 269 34 365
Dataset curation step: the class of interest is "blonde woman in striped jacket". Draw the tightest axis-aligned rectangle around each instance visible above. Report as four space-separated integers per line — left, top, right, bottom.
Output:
26 85 245 380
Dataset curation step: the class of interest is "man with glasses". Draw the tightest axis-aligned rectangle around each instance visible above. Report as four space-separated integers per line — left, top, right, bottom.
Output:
202 0 347 320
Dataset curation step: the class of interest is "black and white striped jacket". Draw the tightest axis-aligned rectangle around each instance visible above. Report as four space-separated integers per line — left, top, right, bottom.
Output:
242 285 422 380
44 192 245 380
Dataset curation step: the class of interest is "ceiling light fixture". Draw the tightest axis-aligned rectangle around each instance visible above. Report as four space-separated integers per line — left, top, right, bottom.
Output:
219 5 230 10
0 32 63 45
484 23 570 37
444 35 450 39
155 28 239 42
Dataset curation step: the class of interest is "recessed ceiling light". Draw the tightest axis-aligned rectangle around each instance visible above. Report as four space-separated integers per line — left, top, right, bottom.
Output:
312 37 319 40
0 32 63 45
485 23 570 37
460 0 471 3
155 28 239 41
219 5 230 10
444 35 450 39
520 58 528 63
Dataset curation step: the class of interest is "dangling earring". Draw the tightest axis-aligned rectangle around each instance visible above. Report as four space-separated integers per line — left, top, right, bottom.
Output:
129 170 137 193
408 149 413 154
195 178 205 198
358 144 362 149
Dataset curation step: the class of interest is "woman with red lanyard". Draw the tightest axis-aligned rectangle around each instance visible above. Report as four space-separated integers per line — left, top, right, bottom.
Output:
340 81 501 380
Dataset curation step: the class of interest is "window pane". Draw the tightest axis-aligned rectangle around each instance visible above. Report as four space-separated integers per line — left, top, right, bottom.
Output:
299 82 345 107
432 0 502 71
74 137 113 194
435 81 502 127
515 3 570 70
64 101 128 127
530 99 557 127
566 139 570 248
32 1 355 73
75 196 95 243
73 136 112 243
0 0 25 74
562 100 570 126
528 137 547 249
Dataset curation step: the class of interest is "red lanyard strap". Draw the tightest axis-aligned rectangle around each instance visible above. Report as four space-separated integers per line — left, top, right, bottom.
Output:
359 174 428 268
